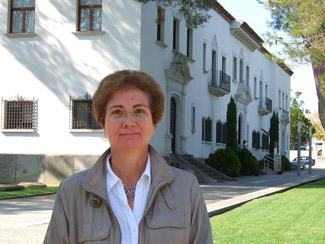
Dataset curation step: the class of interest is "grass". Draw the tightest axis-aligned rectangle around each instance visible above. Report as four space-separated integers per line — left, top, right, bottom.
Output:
210 178 325 244
0 186 58 198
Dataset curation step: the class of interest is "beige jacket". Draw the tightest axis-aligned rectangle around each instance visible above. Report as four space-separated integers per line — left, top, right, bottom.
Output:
44 146 213 244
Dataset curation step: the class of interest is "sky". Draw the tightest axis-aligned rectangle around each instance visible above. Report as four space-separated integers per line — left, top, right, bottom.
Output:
217 0 318 113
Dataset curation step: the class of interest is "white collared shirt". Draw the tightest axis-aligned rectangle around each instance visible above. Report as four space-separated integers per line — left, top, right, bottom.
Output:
106 154 151 244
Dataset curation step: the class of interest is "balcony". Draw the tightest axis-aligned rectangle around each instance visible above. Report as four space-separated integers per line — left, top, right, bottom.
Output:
208 70 231 97
258 97 272 115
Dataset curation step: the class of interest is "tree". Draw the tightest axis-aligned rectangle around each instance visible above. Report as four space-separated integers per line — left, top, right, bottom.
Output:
226 97 238 155
135 0 214 29
269 111 279 156
305 112 325 140
258 0 325 128
290 91 315 149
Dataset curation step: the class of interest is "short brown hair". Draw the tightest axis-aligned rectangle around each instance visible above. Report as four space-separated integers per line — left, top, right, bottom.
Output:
93 70 165 127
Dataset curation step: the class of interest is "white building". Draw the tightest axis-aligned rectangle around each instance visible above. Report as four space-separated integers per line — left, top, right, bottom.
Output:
0 0 291 184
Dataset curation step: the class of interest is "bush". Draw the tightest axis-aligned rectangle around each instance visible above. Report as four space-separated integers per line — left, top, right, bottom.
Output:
281 155 291 171
206 148 241 177
238 148 260 176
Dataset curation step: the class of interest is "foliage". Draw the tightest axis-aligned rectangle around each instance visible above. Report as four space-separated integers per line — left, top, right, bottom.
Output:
238 148 260 176
259 0 325 129
135 0 214 29
206 148 241 177
268 111 279 156
305 112 325 140
0 186 58 198
281 155 291 171
258 0 325 64
290 91 315 149
210 178 325 243
226 97 238 155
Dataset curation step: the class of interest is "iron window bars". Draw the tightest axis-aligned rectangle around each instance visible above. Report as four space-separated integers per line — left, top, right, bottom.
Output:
69 93 101 130
1 97 38 130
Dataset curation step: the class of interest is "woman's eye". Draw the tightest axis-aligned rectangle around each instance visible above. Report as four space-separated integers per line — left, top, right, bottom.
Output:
135 109 145 114
111 110 123 115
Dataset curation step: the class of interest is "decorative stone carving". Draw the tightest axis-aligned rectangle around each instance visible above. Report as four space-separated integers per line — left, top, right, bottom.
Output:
165 52 193 85
235 82 253 105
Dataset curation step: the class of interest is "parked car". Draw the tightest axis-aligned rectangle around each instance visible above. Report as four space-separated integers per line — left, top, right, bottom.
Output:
290 156 315 169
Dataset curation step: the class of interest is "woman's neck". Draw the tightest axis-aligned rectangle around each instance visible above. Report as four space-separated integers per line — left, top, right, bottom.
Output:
110 145 148 187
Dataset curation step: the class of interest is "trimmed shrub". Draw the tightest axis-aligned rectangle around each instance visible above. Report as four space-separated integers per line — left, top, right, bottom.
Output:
206 148 241 177
238 148 260 176
281 155 291 171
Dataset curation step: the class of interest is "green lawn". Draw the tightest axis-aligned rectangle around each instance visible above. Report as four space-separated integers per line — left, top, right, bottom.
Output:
0 186 58 198
210 178 325 244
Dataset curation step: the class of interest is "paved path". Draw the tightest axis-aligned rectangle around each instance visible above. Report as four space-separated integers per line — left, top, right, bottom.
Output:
1 157 325 244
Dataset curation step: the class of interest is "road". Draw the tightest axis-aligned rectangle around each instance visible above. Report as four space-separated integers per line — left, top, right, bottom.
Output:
1 157 325 244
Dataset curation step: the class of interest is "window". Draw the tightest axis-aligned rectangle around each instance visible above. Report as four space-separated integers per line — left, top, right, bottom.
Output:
186 28 193 58
286 95 288 110
252 130 260 149
222 56 226 73
172 18 179 50
262 133 269 150
239 59 243 83
203 43 207 72
279 90 281 108
216 120 227 144
282 92 285 109
246 66 249 86
78 0 102 32
202 117 212 142
156 7 165 42
191 106 195 133
265 84 268 98
70 94 101 130
233 57 237 81
254 77 257 98
10 0 35 33
1 97 38 130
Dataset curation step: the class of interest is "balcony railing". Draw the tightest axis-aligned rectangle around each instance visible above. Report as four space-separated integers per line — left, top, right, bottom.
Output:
208 70 231 97
258 97 272 115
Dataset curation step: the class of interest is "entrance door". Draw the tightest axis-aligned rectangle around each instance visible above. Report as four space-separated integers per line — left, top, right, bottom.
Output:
170 97 176 154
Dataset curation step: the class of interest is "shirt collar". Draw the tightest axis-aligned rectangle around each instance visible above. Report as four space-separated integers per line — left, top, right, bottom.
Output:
106 153 151 194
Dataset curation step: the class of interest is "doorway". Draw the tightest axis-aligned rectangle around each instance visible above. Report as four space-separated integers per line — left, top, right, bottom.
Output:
170 97 176 154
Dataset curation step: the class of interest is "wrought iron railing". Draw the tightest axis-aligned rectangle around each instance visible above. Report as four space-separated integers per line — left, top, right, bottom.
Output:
259 97 272 113
208 70 231 92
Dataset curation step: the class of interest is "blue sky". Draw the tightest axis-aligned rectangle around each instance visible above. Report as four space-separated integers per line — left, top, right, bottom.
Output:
217 0 318 113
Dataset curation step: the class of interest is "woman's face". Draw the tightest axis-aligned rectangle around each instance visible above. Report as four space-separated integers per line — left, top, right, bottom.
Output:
104 89 155 151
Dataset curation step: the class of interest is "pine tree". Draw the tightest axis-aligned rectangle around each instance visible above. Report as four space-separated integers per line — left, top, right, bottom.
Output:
269 111 279 156
226 97 238 155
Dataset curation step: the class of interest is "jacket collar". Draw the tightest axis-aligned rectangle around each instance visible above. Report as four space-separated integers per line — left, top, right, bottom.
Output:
82 145 175 204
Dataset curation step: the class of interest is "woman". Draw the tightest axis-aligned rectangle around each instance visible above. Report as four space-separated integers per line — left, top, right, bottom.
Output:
44 70 213 244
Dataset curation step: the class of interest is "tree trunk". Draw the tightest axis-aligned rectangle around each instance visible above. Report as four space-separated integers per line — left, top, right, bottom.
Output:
312 61 325 129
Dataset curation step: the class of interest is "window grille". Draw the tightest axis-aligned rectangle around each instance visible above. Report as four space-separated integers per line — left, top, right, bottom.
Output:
202 117 206 141
216 120 222 143
10 0 35 33
69 94 101 130
222 122 227 144
78 0 102 32
262 133 269 150
191 106 195 133
252 130 261 149
206 117 212 142
1 97 38 130
202 117 212 142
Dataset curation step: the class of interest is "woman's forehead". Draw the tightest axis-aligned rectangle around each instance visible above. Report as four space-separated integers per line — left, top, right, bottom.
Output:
107 89 149 107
